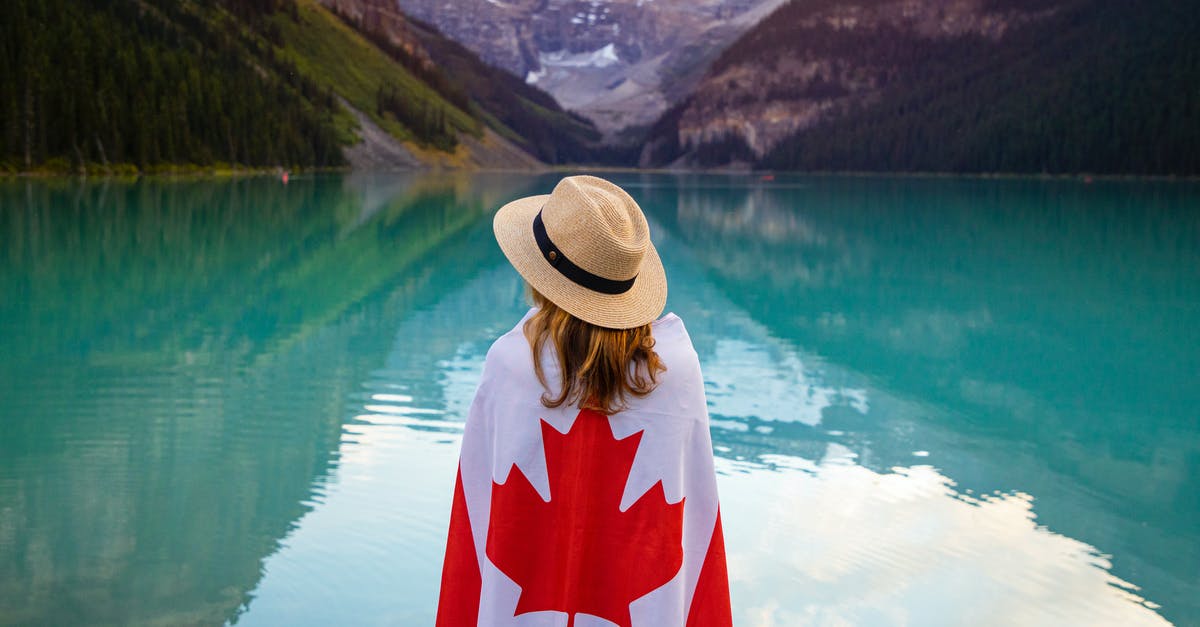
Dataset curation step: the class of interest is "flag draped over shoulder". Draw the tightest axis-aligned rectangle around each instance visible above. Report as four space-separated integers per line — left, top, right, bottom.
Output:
437 311 732 627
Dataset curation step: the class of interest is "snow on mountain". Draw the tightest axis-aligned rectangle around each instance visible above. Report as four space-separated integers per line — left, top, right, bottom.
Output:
393 0 787 138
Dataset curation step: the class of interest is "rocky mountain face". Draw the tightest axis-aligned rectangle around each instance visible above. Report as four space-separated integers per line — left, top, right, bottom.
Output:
318 0 604 166
643 0 1199 175
319 0 430 62
392 0 788 137
642 0 1058 167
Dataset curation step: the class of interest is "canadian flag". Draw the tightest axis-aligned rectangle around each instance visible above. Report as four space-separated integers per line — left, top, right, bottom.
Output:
437 312 732 627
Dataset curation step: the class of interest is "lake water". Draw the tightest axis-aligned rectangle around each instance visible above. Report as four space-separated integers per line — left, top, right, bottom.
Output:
1 173 1197 626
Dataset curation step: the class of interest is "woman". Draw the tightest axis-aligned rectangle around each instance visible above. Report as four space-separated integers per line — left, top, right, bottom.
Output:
436 176 731 627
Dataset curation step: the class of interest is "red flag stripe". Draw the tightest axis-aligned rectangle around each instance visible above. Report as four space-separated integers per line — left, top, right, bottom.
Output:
436 466 482 627
685 510 733 627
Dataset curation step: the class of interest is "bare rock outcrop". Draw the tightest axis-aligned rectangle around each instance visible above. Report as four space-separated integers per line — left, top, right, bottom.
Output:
664 0 1057 164
393 0 788 137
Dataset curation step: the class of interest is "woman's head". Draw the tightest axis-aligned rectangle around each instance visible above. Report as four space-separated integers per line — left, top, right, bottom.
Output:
491 175 667 330
492 175 669 413
524 287 665 415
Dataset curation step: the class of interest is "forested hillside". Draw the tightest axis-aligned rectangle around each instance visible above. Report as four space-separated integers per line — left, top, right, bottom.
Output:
763 0 1200 175
324 0 605 165
643 0 1200 175
0 0 608 174
7 0 1191 174
272 0 478 156
0 0 349 173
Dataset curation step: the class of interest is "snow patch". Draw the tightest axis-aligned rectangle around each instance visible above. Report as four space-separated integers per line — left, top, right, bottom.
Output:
539 43 620 69
525 68 546 85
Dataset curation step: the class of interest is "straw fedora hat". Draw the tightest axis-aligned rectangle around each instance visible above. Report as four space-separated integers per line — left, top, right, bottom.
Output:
493 175 667 329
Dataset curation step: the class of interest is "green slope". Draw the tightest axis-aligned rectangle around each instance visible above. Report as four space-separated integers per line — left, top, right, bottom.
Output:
0 0 347 173
402 17 603 164
271 0 481 153
0 0 493 173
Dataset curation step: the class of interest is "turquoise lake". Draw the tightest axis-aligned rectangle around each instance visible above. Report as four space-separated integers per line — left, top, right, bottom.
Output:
1 173 1197 626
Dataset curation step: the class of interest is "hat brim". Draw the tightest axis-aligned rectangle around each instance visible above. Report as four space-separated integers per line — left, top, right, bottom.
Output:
493 193 668 329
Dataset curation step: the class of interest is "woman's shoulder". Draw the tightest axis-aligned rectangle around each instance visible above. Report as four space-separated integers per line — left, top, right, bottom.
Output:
651 312 701 371
630 312 707 419
484 312 535 372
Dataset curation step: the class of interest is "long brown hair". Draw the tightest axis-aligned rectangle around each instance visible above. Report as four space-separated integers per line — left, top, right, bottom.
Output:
524 288 666 415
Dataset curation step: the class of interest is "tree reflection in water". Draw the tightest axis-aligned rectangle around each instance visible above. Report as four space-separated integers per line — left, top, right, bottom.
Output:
1 174 1195 626
0 173 533 625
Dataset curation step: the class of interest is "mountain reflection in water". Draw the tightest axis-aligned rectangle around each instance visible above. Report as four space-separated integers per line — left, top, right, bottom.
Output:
0 174 1195 626
634 175 1198 625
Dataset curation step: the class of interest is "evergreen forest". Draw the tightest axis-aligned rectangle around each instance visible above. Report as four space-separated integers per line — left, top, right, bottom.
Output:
0 0 604 174
757 0 1200 175
0 0 349 173
2 0 1196 174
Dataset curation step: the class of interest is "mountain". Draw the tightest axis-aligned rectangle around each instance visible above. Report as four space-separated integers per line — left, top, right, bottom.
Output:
392 0 788 138
642 0 1200 175
404 17 608 164
0 0 349 173
318 0 609 164
0 0 602 173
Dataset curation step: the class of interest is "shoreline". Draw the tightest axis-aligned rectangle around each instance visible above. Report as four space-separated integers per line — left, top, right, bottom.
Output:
0 164 352 180
4 164 1198 183
553 165 1200 183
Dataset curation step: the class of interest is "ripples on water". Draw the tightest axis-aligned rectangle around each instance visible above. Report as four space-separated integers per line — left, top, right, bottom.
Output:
0 174 1196 626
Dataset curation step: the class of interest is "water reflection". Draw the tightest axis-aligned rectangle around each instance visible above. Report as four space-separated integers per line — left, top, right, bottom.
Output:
241 174 1194 625
0 174 529 625
239 259 524 625
719 451 1166 626
1 174 1196 626
628 174 1200 625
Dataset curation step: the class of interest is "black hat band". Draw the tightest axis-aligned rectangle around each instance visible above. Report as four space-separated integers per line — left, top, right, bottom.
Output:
532 209 638 295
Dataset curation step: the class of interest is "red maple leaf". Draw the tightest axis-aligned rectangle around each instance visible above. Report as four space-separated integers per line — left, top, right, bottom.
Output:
486 409 686 627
